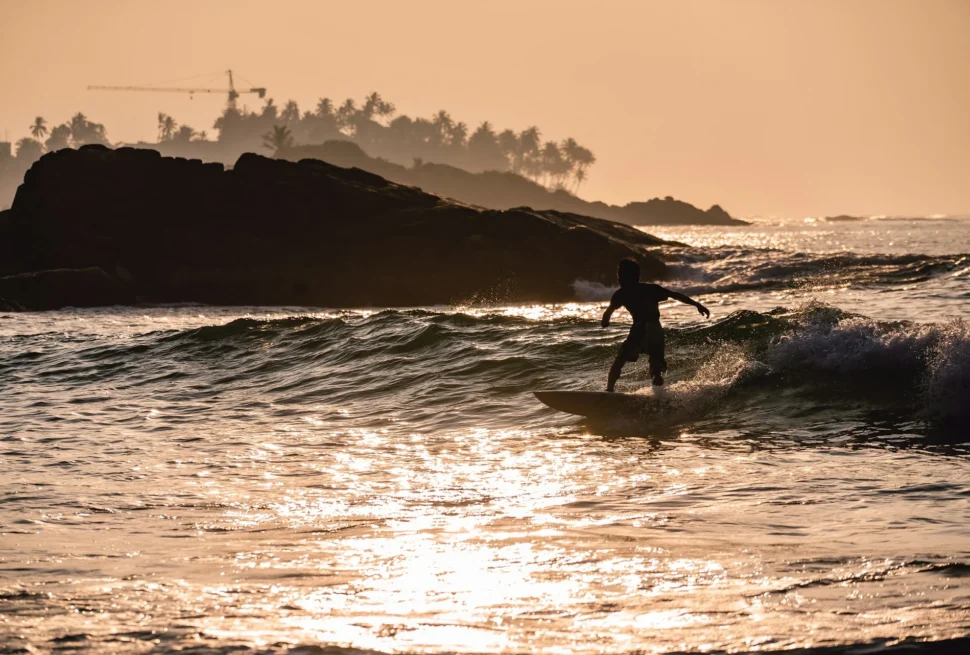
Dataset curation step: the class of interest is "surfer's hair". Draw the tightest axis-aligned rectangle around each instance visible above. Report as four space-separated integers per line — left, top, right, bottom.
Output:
618 258 640 282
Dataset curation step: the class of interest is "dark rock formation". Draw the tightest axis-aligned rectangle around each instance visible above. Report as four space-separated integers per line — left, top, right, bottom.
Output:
1 145 675 309
616 197 737 225
280 141 747 226
0 267 133 311
0 297 24 312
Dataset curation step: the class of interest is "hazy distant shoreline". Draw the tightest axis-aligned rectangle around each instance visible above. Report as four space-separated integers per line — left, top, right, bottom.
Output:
1 95 743 225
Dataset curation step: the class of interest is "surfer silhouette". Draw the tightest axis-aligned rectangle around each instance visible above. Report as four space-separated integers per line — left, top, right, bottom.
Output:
602 258 710 391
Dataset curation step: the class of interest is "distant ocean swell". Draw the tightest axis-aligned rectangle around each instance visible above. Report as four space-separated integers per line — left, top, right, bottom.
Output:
572 248 970 299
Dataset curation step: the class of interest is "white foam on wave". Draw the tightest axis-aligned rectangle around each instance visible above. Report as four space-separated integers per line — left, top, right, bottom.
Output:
571 279 615 302
923 319 970 422
758 311 970 421
629 343 768 421
633 307 969 423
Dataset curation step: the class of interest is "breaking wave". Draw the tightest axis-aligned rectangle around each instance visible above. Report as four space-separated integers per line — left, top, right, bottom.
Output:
3 303 967 431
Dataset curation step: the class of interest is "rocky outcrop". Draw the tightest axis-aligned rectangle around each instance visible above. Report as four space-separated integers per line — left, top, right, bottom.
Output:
0 267 133 310
280 141 747 226
824 214 864 222
0 145 675 309
616 197 736 226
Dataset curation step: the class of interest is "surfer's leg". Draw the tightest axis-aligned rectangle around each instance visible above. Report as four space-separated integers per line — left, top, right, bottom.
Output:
607 354 625 392
609 328 642 392
646 321 666 385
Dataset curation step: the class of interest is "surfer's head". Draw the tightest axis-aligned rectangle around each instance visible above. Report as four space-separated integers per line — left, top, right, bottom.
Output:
617 258 640 287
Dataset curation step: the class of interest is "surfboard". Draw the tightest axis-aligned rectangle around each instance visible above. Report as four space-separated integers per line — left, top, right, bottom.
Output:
533 390 658 417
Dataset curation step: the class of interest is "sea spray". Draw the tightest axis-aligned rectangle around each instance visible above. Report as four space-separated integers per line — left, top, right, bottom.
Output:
923 319 970 423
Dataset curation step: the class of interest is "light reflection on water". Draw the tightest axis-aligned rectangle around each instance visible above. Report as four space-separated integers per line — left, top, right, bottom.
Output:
5 414 970 652
2 219 970 653
646 216 970 256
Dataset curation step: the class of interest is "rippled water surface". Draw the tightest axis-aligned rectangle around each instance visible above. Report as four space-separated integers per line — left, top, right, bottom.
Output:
2 218 969 653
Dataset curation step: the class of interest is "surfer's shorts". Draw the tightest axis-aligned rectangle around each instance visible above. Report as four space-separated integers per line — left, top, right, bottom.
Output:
620 320 666 375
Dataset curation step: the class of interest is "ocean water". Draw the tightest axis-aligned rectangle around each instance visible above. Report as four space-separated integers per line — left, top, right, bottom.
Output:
1 217 969 654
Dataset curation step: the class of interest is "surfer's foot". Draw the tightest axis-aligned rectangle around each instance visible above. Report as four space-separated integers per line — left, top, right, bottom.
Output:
652 373 664 386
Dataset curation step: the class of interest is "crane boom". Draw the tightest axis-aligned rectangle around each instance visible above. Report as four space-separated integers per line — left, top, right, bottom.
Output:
88 85 266 97
87 70 266 108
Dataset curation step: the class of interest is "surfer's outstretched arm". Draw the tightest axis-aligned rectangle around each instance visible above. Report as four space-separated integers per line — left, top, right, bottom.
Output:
601 291 622 327
666 290 711 318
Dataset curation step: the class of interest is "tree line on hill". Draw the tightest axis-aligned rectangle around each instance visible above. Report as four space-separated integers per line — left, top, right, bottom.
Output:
6 92 594 200
1 103 739 225
163 92 597 192
8 114 110 162
4 91 600 212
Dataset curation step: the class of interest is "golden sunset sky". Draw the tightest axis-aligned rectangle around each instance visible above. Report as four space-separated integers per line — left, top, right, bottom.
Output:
1 0 968 217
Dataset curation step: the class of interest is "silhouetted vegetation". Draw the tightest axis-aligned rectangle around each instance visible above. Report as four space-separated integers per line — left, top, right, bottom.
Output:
262 125 294 151
156 113 209 144
0 101 737 224
3 94 593 206
1 95 736 226
15 138 43 161
208 92 596 192
0 112 111 209
29 117 47 141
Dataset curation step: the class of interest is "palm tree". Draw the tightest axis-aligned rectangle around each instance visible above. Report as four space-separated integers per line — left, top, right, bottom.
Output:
517 127 542 180
69 113 88 144
30 117 48 140
362 92 395 124
361 92 383 120
560 138 580 172
518 126 541 153
569 144 596 190
316 97 335 118
281 100 300 124
262 125 294 152
163 115 177 141
448 121 468 149
497 129 519 170
541 141 567 187
336 98 358 133
376 98 396 123
196 131 208 142
432 110 453 147
158 113 177 141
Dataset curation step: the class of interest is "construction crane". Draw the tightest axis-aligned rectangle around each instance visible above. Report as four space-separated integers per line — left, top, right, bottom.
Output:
88 70 266 109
